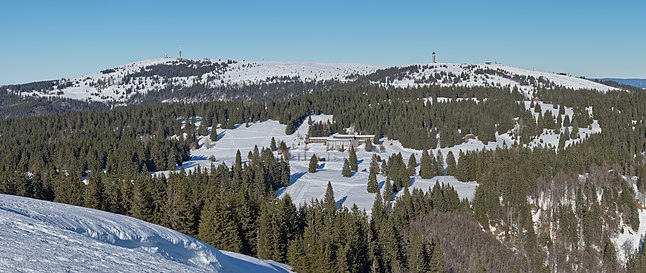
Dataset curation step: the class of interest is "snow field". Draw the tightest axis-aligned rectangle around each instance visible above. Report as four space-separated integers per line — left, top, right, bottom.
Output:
0 194 293 273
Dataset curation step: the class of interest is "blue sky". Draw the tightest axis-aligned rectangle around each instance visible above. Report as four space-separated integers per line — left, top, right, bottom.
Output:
1 0 644 84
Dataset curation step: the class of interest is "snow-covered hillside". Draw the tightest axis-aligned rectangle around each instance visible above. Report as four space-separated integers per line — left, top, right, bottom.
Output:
375 63 617 97
158 114 478 215
4 59 618 105
0 194 293 273
9 58 378 103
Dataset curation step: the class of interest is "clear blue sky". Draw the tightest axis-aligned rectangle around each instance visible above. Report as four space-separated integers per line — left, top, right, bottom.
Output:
1 0 644 84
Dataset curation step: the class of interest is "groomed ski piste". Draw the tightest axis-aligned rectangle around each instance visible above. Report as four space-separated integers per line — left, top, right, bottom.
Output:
0 194 293 273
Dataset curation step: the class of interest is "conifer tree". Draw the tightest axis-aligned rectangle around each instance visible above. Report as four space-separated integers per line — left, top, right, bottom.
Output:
407 154 417 177
371 190 385 224
324 182 336 214
367 155 379 193
383 180 394 202
436 152 445 176
408 232 432 273
270 137 277 151
287 237 308 271
308 154 318 173
164 177 196 236
429 239 447 273
210 125 218 142
342 159 352 177
446 151 457 176
234 150 243 180
130 176 153 222
420 150 433 179
349 146 358 172
198 196 244 253
84 173 105 210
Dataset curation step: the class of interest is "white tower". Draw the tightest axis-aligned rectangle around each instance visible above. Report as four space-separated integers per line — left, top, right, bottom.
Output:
432 52 436 63
179 48 182 59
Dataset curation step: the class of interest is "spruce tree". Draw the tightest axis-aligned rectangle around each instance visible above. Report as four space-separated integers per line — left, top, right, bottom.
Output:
308 154 318 173
446 151 457 176
324 181 336 213
84 173 105 210
210 125 218 142
429 239 447 273
367 156 379 193
408 232 431 273
383 180 394 202
420 150 432 179
198 196 244 253
342 159 352 177
407 154 417 177
270 137 277 151
349 146 358 172
130 176 153 222
234 150 243 179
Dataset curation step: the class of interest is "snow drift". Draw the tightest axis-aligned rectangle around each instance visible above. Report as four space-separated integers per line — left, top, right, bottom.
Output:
0 194 293 273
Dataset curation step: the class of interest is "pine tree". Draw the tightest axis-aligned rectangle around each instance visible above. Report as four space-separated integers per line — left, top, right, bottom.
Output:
407 154 417 177
383 180 394 202
446 151 457 176
420 150 432 179
130 176 153 222
165 178 196 236
198 196 244 253
234 150 243 180
367 155 379 193
84 173 105 210
408 232 432 273
287 237 309 272
473 186 489 229
324 182 336 214
270 137 277 151
210 125 218 142
436 152 445 176
429 239 447 273
308 154 319 173
342 159 352 177
349 146 358 172
371 190 385 224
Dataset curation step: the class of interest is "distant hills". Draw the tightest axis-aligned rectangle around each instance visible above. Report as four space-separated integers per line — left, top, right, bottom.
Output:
597 78 646 89
0 58 622 117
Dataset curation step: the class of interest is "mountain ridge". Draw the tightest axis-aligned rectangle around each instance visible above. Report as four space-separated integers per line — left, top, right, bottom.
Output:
0 58 620 119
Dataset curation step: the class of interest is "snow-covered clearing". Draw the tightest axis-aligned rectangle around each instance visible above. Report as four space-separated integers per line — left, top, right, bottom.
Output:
164 114 477 214
0 194 293 273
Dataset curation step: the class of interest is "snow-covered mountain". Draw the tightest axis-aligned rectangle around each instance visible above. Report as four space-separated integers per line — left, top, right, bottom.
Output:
0 194 293 273
5 58 378 103
365 63 617 97
2 59 618 106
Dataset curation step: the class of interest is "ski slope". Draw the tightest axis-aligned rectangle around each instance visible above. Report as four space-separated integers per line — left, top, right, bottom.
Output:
0 194 293 273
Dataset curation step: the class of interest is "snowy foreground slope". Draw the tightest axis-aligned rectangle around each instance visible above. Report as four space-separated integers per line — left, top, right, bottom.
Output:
0 194 293 273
